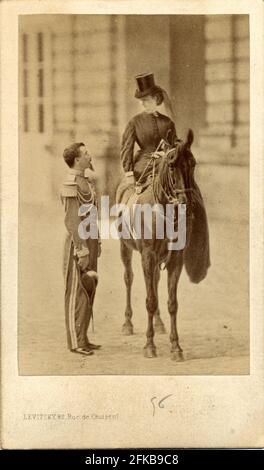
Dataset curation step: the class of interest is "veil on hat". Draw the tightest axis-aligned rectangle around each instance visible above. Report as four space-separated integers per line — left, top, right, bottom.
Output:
160 87 176 123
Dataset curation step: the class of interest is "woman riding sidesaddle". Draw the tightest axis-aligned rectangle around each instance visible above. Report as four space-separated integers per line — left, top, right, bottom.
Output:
117 73 210 283
120 73 179 190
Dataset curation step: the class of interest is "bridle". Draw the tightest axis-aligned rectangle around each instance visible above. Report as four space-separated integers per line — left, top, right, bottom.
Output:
152 145 193 270
151 145 194 205
134 141 194 270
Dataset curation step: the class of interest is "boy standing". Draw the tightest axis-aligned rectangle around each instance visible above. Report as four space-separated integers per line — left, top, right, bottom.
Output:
61 143 101 356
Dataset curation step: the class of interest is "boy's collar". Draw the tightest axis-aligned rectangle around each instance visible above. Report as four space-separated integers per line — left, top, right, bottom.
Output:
69 168 91 178
69 168 84 176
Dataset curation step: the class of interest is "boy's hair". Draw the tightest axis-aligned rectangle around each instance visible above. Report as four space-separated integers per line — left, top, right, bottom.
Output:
63 142 85 168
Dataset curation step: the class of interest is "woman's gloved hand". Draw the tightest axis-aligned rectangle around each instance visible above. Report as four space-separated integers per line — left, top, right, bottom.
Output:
153 150 166 159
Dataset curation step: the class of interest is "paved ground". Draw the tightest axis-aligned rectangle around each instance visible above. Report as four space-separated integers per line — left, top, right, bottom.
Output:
18 201 249 375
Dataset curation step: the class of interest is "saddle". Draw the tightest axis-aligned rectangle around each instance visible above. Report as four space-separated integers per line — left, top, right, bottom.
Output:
116 175 152 205
135 175 153 195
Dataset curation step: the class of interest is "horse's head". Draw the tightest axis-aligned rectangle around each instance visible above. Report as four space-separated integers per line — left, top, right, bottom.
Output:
157 129 196 206
170 129 196 174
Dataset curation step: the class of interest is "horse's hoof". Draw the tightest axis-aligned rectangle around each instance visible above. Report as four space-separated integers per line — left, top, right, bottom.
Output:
154 323 166 334
171 350 184 362
144 346 157 358
122 324 134 335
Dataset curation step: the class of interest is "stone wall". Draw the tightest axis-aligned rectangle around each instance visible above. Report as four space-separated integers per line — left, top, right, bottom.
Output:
19 14 249 221
51 15 120 200
199 15 249 165
196 15 249 223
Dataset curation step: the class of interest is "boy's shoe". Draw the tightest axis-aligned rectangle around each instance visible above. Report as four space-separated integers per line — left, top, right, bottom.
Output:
71 348 94 356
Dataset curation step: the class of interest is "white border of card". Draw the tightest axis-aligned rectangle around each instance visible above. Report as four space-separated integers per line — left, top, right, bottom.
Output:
1 0 264 449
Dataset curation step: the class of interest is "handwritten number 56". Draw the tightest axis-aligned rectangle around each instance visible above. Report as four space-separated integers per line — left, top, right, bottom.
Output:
151 394 173 417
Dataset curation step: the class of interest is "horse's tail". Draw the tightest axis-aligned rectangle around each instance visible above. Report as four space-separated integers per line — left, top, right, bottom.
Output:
183 183 210 283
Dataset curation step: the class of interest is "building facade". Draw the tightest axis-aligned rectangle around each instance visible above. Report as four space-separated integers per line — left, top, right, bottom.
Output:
19 14 249 221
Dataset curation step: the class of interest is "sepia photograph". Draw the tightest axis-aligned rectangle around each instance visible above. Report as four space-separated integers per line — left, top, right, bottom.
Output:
18 12 249 375
1 0 263 450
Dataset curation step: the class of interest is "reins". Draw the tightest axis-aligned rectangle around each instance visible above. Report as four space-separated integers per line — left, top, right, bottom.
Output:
149 144 193 204
136 141 193 271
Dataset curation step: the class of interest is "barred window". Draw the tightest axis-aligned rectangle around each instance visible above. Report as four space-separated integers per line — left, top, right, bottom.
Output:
38 69 44 98
22 33 28 63
37 32 44 62
20 29 50 134
38 104 44 133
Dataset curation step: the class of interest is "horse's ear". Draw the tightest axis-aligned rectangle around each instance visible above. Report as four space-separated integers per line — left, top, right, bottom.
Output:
186 129 194 148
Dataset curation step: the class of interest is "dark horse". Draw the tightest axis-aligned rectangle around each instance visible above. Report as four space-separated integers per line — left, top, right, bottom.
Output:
116 129 210 361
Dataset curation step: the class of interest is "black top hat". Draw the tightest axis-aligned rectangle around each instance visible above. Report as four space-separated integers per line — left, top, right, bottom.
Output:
134 73 162 99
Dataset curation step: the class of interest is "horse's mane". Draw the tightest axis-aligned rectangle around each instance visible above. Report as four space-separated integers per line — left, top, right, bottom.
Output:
153 154 173 202
154 141 199 210
156 153 170 189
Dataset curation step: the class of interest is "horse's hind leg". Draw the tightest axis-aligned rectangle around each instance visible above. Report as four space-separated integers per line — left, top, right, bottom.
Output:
120 240 134 335
153 266 166 334
167 252 184 361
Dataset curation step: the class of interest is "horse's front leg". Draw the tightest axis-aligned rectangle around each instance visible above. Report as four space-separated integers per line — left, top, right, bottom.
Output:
167 252 184 361
120 240 134 335
153 266 166 334
141 249 158 358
